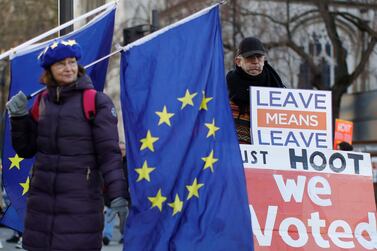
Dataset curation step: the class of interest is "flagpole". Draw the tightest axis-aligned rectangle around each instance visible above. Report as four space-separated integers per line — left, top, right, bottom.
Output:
82 3 226 70
84 44 123 69
26 1 225 99
53 2 228 71
0 0 118 61
69 1 228 70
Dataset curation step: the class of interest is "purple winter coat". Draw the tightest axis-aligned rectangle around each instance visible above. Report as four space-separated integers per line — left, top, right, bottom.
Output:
10 75 127 251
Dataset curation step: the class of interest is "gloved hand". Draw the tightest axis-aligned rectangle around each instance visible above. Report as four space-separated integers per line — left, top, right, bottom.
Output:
109 197 129 222
6 91 28 117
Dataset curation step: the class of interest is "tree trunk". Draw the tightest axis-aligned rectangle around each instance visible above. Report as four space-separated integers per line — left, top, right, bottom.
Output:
331 80 349 131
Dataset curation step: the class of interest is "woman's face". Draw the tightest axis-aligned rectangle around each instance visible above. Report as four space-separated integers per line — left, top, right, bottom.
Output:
50 57 78 85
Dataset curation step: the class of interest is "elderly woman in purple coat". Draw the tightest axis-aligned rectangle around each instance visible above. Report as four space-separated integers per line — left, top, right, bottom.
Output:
6 40 128 251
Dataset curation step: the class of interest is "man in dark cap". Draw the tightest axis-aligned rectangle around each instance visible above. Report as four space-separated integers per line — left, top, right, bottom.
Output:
336 141 353 151
227 37 285 143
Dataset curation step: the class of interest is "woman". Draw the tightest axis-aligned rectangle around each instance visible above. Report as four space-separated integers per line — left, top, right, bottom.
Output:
6 39 128 251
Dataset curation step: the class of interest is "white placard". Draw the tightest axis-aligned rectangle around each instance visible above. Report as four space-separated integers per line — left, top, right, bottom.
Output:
250 87 333 149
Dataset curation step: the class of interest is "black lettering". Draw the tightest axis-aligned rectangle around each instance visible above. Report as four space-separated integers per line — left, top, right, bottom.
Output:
289 148 308 170
347 153 364 174
329 153 346 173
250 151 257 164
242 150 248 164
309 151 326 171
260 151 268 164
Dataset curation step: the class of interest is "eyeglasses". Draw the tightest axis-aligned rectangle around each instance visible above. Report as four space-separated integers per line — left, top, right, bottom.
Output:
243 54 265 59
52 58 78 70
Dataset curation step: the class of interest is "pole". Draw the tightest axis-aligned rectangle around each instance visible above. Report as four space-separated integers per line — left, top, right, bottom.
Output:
151 9 160 32
232 0 237 58
0 1 118 61
59 0 74 36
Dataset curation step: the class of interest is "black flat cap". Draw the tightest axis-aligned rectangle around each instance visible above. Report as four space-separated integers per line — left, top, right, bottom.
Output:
238 37 266 57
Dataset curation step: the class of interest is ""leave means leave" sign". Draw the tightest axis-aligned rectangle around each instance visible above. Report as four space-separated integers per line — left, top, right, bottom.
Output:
250 87 333 149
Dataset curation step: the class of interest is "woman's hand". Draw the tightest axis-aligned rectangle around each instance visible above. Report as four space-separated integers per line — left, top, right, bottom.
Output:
6 91 28 117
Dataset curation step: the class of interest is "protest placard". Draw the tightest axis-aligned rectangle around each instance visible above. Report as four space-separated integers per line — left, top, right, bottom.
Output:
241 144 377 250
334 119 353 149
250 87 333 149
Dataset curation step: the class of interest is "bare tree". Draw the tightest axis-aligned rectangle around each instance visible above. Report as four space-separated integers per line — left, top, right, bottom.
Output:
0 0 57 51
0 0 57 102
0 0 57 155
224 0 377 122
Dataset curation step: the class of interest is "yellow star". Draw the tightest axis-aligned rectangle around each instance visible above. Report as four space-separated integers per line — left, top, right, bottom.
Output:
8 154 24 170
140 130 159 152
155 106 174 126
50 41 59 49
205 119 220 138
186 178 204 200
148 189 167 211
135 160 155 182
61 39 77 46
38 47 48 59
168 194 183 216
201 150 218 173
199 91 213 110
178 89 197 109
20 177 30 196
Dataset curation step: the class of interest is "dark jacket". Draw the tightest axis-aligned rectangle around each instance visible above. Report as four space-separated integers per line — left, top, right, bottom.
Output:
226 62 285 143
10 75 127 251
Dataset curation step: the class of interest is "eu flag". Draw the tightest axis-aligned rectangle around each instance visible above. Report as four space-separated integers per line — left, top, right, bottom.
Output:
120 5 253 251
1 6 116 232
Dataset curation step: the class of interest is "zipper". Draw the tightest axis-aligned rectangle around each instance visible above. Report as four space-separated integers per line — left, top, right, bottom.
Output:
49 98 62 249
53 91 62 154
86 167 91 181
56 86 61 103
49 155 59 250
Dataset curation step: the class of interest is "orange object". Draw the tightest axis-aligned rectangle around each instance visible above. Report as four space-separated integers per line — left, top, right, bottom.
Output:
334 119 353 149
257 109 327 130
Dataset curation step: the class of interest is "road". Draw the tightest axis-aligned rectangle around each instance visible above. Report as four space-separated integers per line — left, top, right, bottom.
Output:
0 226 123 251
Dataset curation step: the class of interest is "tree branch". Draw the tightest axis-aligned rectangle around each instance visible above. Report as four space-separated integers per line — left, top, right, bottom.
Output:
349 37 377 86
336 11 377 39
289 9 319 23
285 0 292 39
239 8 286 26
291 13 321 34
267 40 318 72
318 2 348 78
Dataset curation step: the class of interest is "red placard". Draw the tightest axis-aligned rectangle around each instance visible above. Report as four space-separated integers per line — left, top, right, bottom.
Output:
334 119 353 149
241 145 377 250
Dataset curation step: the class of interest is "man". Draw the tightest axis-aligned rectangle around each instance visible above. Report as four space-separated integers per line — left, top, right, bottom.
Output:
227 36 285 143
336 141 353 151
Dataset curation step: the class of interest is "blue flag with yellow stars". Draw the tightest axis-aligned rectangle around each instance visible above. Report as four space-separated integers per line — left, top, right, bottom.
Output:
1 6 116 232
120 4 253 251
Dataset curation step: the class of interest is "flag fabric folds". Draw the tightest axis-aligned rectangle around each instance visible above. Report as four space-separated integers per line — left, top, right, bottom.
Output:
120 5 253 251
0 204 20 230
1 7 116 232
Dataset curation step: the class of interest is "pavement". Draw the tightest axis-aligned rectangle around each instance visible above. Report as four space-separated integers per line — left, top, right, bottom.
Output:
0 226 123 251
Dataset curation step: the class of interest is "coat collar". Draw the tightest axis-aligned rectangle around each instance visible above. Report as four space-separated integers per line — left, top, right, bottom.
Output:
46 74 94 103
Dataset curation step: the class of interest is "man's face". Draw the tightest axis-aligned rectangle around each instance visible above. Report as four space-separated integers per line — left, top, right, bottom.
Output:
235 54 265 76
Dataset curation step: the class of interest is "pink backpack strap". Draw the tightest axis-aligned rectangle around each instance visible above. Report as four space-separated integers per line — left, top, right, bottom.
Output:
82 89 97 122
31 90 48 121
